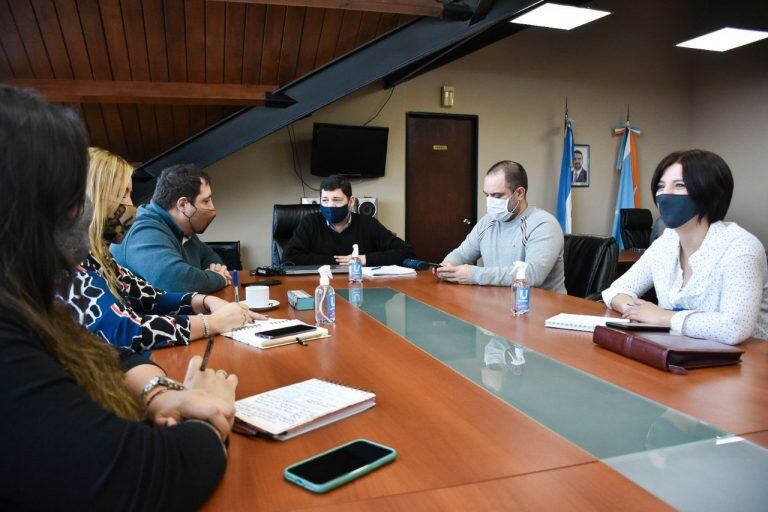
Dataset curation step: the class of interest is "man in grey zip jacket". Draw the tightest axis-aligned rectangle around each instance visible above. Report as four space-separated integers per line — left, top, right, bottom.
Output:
437 161 566 292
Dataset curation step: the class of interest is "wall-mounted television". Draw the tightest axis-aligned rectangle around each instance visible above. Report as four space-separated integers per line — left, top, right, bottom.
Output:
310 123 388 178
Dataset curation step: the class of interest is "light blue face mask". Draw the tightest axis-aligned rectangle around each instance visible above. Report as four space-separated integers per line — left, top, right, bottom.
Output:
656 194 699 228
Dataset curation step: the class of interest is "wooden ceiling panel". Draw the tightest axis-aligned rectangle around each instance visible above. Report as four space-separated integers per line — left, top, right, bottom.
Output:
294 7 324 79
1 0 417 164
242 4 266 84
277 6 305 84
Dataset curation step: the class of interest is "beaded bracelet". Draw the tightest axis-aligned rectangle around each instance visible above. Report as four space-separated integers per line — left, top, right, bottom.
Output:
202 294 211 313
198 313 210 338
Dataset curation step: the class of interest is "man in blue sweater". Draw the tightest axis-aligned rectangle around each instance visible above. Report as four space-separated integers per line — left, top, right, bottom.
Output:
112 164 231 293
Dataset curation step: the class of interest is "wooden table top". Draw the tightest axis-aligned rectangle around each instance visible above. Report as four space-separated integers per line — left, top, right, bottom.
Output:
151 271 767 511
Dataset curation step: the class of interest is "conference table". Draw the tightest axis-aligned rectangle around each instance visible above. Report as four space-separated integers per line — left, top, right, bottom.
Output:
152 272 768 511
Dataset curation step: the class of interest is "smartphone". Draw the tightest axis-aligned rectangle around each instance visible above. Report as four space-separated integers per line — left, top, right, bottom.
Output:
605 321 670 332
255 323 316 339
284 439 396 493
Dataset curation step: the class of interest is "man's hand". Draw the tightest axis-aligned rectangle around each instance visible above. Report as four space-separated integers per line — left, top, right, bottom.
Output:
334 254 366 266
436 263 473 284
208 263 232 285
622 299 675 326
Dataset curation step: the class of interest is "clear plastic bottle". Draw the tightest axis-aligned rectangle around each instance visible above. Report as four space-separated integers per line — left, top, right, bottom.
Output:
348 280 364 308
348 244 362 283
511 262 530 316
315 265 336 325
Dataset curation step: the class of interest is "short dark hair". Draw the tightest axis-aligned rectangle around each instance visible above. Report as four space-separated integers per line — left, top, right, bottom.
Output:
574 150 583 156
152 164 211 210
487 161 528 194
651 149 733 223
320 174 352 198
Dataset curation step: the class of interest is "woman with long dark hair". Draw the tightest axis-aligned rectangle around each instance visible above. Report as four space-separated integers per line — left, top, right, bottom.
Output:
0 85 235 510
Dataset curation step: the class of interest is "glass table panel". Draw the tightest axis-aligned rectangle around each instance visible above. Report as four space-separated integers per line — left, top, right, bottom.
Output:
338 287 768 510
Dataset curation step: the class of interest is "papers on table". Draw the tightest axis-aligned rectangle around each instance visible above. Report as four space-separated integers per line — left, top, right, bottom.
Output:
362 265 417 279
545 313 629 332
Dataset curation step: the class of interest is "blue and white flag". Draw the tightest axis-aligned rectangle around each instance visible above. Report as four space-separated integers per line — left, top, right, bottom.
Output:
556 120 574 234
611 124 642 250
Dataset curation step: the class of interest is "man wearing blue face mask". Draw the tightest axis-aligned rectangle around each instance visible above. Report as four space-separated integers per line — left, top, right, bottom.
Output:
437 161 566 291
282 175 415 266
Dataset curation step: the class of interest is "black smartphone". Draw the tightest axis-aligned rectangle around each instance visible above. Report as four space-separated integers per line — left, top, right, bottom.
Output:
284 440 396 493
255 323 316 339
244 279 282 287
605 321 670 332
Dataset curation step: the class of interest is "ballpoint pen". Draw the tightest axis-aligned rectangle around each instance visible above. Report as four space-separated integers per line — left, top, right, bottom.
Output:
232 270 240 303
200 335 215 371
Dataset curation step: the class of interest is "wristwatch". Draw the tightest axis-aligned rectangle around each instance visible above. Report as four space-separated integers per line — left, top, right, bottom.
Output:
140 376 185 403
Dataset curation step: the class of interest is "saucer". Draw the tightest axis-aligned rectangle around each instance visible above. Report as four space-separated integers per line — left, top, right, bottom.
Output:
249 299 279 312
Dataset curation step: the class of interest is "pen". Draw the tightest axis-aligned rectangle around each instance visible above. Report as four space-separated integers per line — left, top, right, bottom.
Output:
200 335 215 371
370 266 382 270
232 270 240 303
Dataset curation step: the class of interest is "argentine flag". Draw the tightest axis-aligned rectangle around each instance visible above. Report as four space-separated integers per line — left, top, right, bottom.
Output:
611 125 641 249
556 120 574 234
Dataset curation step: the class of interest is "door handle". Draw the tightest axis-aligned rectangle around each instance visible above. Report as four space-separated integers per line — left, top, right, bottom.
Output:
463 219 471 225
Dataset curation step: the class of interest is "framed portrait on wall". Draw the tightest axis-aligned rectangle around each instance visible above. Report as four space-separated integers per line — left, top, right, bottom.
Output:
572 144 590 188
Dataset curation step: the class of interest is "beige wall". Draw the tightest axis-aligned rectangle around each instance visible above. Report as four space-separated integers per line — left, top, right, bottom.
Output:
202 0 766 267
688 43 768 244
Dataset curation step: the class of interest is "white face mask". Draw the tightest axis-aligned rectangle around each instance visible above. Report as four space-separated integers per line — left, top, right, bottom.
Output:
486 195 520 221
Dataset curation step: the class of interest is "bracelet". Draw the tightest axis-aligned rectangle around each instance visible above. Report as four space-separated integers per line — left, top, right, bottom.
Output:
202 294 211 313
145 387 172 408
198 313 210 338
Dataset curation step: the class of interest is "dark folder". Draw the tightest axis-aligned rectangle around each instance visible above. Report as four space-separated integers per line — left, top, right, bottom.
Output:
593 326 743 374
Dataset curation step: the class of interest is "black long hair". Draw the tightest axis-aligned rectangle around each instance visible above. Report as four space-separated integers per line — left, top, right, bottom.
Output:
0 85 141 420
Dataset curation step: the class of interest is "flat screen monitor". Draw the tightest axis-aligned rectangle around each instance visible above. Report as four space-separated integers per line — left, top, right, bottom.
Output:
310 123 388 178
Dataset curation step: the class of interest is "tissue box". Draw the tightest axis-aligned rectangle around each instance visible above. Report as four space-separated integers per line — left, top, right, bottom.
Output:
287 289 314 311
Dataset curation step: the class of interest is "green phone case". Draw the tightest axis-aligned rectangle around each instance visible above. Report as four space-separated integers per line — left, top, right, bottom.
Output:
284 439 397 493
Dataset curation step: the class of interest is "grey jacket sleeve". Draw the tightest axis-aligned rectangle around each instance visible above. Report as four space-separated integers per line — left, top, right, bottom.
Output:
443 222 483 265
470 219 563 287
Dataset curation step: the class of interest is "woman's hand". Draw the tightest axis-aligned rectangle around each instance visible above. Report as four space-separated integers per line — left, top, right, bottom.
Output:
622 298 675 326
202 295 229 313
145 356 238 440
208 301 266 334
610 293 636 314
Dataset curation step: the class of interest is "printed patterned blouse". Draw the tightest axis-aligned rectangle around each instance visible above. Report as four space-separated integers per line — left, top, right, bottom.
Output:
62 254 194 352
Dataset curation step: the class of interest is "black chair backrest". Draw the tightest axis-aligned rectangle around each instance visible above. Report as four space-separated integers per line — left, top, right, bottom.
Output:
272 204 322 267
205 241 242 271
620 208 653 250
563 234 618 299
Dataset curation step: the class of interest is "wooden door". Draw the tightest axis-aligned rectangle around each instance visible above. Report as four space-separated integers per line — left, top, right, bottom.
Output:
406 113 477 263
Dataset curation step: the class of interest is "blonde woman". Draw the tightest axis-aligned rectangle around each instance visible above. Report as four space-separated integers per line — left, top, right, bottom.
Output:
61 147 263 352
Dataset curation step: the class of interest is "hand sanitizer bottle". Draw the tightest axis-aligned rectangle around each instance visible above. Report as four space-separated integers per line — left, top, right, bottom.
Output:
349 281 364 307
511 262 530 316
348 244 363 283
315 265 336 325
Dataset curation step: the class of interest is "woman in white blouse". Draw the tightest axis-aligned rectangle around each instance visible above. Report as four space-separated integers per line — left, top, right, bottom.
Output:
602 149 768 345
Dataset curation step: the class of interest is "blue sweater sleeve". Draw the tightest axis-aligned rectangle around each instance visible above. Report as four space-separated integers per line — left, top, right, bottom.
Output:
118 224 226 294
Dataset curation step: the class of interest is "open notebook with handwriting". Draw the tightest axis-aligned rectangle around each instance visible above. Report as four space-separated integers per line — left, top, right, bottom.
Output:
234 379 376 441
222 318 329 349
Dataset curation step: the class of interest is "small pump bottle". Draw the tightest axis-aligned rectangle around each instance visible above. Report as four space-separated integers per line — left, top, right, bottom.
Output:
315 265 336 325
348 244 363 283
511 262 530 316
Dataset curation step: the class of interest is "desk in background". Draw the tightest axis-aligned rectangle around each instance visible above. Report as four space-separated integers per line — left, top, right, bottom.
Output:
617 249 643 277
151 272 768 511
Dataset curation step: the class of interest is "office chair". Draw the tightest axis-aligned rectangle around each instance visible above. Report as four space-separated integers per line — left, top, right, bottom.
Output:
205 241 243 271
272 204 322 267
620 208 653 250
563 234 618 300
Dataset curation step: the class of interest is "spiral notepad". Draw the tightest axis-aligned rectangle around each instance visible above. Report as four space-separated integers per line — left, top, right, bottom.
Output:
222 319 329 349
234 378 376 440
545 313 629 332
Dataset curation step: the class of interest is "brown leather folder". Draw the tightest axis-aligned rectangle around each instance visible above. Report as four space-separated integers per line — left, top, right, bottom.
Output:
593 326 744 374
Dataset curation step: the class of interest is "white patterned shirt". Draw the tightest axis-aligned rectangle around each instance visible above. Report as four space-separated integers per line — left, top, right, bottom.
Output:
602 221 768 345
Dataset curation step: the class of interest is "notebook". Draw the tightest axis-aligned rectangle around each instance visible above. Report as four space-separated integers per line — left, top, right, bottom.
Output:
234 378 376 440
545 313 629 332
283 265 348 275
222 319 329 349
362 265 417 279
593 326 743 374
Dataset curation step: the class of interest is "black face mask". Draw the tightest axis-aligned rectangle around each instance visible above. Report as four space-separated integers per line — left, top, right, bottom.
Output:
656 194 699 229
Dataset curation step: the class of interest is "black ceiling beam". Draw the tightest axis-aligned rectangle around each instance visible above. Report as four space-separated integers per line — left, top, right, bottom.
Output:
133 0 543 202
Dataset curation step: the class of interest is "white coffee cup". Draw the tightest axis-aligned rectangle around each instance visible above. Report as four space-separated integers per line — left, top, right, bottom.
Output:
245 286 270 308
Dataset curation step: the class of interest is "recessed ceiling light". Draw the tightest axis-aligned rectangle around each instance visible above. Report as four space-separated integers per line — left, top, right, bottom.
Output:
510 3 610 30
676 27 768 52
